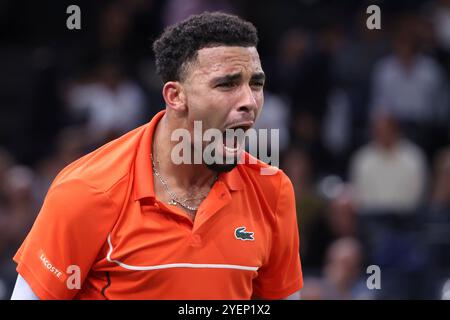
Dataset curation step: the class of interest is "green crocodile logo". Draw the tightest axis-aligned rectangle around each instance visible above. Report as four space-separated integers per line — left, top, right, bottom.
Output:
235 227 254 241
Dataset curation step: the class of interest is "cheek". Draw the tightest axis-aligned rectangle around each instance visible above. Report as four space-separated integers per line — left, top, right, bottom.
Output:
255 92 264 114
188 99 228 129
257 91 264 106
189 89 227 112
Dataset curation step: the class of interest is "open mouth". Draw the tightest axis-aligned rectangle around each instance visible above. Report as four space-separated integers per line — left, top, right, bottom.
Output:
222 123 252 153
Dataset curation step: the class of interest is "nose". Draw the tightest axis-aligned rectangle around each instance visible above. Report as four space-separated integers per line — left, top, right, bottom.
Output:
237 84 259 115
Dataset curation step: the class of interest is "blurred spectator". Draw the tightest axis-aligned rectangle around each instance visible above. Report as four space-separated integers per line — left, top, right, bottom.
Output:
350 112 427 213
270 28 310 97
270 25 338 132
369 14 449 158
370 15 448 126
290 111 331 177
322 237 374 300
302 237 374 300
423 147 450 297
428 0 450 81
429 147 450 217
0 166 37 251
96 2 133 55
304 184 357 270
430 0 450 51
0 147 14 300
0 148 14 202
0 165 38 299
0 148 15 248
254 91 291 153
281 148 327 268
299 277 324 300
31 127 89 205
289 27 338 126
66 56 147 146
441 278 450 300
351 114 428 298
329 8 389 157
321 88 352 175
0 149 15 265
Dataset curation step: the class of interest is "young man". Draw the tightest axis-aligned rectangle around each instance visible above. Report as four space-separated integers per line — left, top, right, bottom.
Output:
11 12 302 300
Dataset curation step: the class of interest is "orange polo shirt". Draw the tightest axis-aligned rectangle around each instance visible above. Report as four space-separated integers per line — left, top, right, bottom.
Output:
13 110 303 300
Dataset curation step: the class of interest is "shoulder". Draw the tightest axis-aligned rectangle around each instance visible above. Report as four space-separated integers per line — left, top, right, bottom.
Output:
52 124 147 193
47 124 148 210
417 54 443 72
237 152 294 210
397 140 427 164
373 55 396 74
350 144 373 166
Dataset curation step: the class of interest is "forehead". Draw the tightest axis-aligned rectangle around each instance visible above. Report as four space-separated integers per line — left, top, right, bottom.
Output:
189 46 262 78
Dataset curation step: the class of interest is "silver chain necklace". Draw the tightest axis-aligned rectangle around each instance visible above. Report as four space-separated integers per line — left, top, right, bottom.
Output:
151 155 217 211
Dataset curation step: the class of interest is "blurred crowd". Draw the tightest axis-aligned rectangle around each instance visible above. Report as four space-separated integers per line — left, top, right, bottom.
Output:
1 0 450 299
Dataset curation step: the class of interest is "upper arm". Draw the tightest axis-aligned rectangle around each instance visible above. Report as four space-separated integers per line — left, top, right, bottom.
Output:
13 179 118 299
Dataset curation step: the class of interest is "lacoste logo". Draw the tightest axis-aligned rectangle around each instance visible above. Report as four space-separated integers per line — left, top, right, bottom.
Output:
39 250 65 282
235 226 254 241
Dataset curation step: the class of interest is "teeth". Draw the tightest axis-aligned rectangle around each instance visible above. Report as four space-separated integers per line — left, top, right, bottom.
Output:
224 145 238 152
224 142 240 152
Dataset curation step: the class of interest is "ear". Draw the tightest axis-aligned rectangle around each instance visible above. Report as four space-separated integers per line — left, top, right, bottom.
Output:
162 81 187 112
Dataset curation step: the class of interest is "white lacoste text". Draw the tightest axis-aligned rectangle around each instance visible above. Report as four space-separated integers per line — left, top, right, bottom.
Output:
39 251 63 279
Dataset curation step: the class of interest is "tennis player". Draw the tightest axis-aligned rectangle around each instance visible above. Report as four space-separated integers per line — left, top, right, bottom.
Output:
11 11 302 300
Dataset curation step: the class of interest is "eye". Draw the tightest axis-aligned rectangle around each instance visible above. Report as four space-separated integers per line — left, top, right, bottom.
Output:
250 82 264 89
216 82 237 88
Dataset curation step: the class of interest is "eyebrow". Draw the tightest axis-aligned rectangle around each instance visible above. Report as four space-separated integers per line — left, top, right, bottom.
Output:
251 72 266 82
210 72 266 85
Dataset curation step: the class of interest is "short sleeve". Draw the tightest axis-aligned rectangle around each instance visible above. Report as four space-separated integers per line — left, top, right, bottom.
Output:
252 173 303 299
13 179 118 300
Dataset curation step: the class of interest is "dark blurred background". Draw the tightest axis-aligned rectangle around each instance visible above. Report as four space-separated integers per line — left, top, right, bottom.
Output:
1 0 450 300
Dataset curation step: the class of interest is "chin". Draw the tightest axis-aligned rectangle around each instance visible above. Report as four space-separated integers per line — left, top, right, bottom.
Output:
204 146 242 173
205 162 238 173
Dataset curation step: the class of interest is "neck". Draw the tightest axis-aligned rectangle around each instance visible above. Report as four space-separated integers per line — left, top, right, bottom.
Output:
152 113 217 190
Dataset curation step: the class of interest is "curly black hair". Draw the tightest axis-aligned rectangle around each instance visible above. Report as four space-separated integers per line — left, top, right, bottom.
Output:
152 12 259 83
